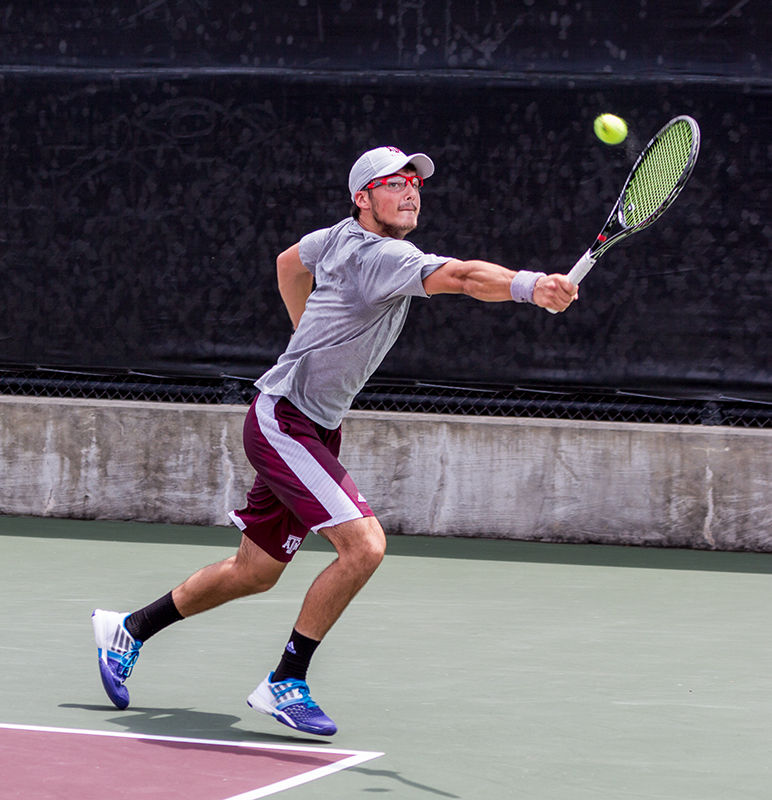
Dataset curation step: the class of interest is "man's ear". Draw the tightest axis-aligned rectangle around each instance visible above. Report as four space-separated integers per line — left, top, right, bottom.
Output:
354 190 370 211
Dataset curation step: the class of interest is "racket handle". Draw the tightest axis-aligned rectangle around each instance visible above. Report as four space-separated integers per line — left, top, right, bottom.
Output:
566 250 597 285
547 250 597 314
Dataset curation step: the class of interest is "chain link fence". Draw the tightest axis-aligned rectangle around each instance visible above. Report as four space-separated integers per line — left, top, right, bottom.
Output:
1 365 769 428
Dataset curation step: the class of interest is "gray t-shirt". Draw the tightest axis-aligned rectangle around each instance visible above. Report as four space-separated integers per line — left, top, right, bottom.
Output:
256 217 452 428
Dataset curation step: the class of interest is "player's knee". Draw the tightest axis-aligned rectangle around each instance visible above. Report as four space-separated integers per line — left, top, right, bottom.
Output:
244 570 281 594
323 515 386 574
357 519 386 573
229 557 282 596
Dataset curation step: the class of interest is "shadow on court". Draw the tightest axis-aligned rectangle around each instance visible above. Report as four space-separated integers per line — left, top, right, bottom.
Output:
59 703 328 746
350 766 461 798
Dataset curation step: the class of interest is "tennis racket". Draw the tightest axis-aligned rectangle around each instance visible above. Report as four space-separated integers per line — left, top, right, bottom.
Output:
549 114 700 313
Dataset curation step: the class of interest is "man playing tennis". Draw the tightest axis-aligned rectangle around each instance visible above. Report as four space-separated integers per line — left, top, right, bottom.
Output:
92 146 577 736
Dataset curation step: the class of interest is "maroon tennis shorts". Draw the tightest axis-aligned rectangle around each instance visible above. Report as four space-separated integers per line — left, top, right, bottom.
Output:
229 393 374 562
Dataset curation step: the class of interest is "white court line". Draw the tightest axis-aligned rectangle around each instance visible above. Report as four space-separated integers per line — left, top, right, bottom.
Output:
220 751 381 800
0 723 384 799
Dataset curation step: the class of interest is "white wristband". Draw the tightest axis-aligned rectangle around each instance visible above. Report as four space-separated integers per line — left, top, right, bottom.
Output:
510 270 546 303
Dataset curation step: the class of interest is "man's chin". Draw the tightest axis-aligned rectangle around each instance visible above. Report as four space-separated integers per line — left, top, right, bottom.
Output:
396 213 418 232
391 222 418 239
372 211 418 239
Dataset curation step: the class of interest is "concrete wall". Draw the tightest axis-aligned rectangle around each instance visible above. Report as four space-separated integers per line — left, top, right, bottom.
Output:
1 396 770 551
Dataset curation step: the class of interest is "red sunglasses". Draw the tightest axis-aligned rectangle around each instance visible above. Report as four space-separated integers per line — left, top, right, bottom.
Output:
365 174 424 191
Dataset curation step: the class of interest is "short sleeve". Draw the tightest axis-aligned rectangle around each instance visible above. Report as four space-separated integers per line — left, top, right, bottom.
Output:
359 238 451 305
297 228 329 276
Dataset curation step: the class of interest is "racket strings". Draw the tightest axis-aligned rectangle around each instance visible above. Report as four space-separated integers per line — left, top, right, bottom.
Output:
623 121 694 227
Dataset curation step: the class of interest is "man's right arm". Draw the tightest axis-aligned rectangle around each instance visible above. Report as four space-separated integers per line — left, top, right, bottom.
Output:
277 243 314 330
423 258 577 312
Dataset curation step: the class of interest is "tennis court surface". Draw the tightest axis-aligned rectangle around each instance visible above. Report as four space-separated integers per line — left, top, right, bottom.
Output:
2 515 771 799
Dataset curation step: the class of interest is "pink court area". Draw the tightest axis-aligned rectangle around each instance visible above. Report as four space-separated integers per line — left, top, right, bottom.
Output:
0 724 382 799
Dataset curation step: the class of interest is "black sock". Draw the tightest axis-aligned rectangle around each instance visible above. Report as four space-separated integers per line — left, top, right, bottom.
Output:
272 629 320 683
124 591 184 642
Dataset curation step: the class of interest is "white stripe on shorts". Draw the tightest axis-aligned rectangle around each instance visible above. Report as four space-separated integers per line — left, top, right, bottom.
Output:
255 393 363 532
228 510 247 531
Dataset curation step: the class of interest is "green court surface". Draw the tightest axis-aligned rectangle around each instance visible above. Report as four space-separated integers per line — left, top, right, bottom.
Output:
2 515 771 799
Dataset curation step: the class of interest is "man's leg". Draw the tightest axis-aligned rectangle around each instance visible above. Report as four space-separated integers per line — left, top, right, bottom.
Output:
294 515 386 640
171 533 287 618
92 535 286 710
248 515 386 736
123 534 286 641
271 515 386 682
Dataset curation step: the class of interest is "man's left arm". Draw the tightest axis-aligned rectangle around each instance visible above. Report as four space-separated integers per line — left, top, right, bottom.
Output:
277 243 314 330
422 258 577 313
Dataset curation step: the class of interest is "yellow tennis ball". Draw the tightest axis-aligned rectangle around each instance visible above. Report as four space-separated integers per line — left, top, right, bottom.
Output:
594 113 628 145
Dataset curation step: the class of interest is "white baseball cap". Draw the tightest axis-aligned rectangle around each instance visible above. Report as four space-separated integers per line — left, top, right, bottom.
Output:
348 146 435 202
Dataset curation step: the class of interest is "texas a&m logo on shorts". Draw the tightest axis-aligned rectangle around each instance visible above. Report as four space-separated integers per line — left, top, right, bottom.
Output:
283 534 303 555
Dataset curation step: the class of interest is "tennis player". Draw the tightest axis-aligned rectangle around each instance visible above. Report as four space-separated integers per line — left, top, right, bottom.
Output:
92 146 577 736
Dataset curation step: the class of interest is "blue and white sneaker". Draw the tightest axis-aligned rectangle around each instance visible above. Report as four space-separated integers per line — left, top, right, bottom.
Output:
247 672 337 736
91 609 143 710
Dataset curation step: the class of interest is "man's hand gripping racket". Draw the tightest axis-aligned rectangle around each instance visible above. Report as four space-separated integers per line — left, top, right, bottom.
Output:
548 115 701 313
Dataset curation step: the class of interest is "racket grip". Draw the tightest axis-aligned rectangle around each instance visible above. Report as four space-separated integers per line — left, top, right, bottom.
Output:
566 250 597 286
547 250 597 314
